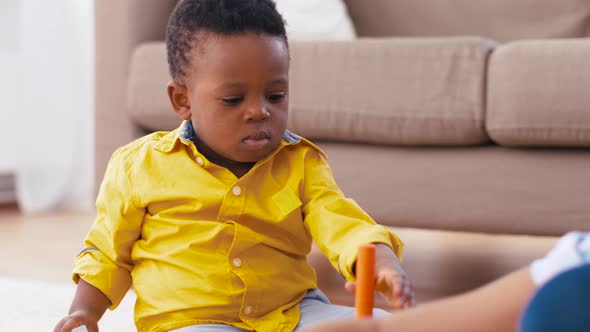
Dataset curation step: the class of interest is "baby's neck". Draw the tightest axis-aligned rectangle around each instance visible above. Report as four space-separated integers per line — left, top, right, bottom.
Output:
193 138 255 178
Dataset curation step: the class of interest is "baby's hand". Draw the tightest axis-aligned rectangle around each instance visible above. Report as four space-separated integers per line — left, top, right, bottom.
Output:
53 310 96 332
375 267 415 309
345 266 415 310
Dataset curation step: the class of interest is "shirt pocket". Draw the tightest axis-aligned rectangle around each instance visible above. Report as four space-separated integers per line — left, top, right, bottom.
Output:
272 186 303 218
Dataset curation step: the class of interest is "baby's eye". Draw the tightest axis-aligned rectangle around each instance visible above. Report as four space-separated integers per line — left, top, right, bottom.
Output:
221 96 244 106
267 92 286 103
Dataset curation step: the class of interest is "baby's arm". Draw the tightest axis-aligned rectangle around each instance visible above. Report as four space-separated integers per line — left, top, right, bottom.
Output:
54 148 144 332
53 279 111 332
299 148 407 306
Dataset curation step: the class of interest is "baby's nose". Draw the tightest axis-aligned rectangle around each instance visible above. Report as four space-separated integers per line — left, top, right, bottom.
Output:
246 106 270 121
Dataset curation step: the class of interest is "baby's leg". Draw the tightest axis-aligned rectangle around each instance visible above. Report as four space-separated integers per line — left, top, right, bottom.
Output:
520 263 590 331
294 289 390 330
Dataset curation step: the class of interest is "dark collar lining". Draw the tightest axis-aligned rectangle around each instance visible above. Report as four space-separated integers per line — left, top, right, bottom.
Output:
179 120 301 144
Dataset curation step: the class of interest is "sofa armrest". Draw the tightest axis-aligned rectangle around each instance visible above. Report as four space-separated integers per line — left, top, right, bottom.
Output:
95 0 177 194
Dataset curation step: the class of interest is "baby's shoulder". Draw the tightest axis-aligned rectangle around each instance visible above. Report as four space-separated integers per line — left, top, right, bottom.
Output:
112 130 176 163
283 130 328 160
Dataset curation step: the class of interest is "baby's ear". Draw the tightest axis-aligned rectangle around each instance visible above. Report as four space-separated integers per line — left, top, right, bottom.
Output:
167 80 192 120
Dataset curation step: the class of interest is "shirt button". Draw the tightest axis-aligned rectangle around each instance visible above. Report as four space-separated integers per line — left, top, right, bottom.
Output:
244 305 253 315
195 157 204 166
232 186 241 196
232 258 242 267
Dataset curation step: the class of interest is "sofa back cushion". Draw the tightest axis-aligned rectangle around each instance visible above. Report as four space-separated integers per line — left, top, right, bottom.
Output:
288 37 493 146
487 40 590 147
344 0 590 42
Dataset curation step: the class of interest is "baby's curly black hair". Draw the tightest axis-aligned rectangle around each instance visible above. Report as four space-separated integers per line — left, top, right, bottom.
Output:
166 0 288 83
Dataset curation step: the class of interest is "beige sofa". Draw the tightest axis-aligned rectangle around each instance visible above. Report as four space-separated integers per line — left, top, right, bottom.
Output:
95 0 590 307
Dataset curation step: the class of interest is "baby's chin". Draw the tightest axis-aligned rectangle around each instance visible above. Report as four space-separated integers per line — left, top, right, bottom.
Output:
233 141 280 162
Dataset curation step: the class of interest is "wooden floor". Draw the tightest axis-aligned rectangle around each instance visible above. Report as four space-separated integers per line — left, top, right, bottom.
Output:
0 205 95 283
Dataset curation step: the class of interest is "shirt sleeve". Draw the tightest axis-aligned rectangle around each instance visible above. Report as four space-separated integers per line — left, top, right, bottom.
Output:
301 149 404 282
72 148 145 309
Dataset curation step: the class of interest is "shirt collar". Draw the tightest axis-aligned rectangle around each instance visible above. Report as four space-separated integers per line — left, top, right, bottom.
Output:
179 119 197 143
154 120 301 153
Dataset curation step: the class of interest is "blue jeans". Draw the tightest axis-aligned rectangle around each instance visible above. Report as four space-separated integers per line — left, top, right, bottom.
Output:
520 263 590 332
171 289 390 331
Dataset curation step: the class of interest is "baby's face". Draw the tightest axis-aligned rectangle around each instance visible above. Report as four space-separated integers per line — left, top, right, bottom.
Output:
186 32 289 163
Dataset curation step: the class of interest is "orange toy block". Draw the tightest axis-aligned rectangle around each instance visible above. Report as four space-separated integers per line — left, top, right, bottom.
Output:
355 243 375 319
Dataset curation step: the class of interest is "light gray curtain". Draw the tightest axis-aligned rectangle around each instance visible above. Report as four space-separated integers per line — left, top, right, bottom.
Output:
16 0 94 212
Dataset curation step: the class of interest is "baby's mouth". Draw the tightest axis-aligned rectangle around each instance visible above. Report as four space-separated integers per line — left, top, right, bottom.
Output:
243 129 271 141
242 129 271 149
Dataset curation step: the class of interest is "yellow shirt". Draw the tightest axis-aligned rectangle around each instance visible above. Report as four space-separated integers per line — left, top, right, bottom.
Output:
73 121 403 332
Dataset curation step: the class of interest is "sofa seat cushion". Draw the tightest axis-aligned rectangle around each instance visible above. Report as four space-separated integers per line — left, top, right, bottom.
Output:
317 142 590 235
487 40 590 147
288 37 493 146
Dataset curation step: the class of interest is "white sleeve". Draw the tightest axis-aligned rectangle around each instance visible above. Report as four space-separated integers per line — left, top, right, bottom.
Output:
530 231 590 286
